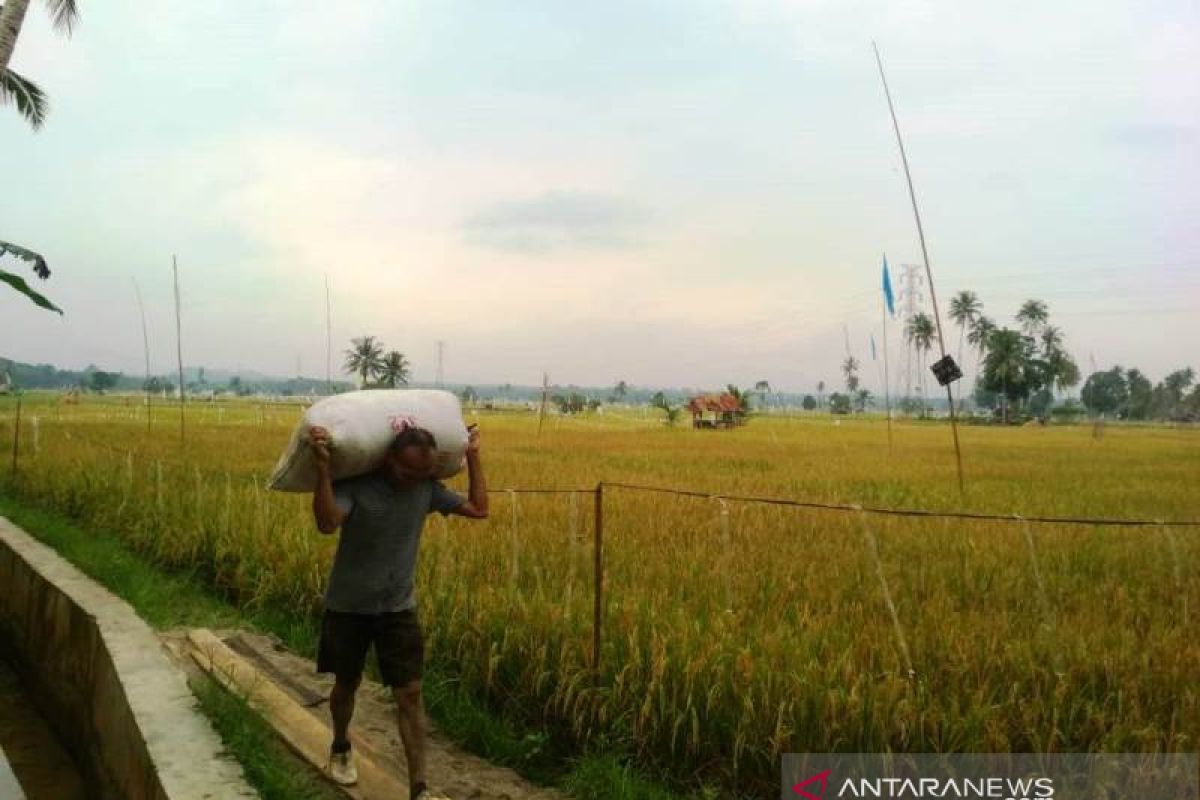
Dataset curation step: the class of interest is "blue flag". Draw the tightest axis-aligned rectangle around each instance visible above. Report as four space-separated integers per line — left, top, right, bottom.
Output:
882 255 895 316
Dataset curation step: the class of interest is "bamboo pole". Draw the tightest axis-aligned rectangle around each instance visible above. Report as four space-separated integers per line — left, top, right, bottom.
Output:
873 42 965 493
133 277 152 431
325 274 333 394
592 482 604 678
173 256 185 443
537 372 549 435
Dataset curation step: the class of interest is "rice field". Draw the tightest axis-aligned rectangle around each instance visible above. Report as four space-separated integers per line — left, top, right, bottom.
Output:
1 393 1197 796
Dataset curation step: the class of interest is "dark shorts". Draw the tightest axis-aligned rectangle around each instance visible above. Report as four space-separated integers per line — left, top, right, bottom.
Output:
316 609 424 688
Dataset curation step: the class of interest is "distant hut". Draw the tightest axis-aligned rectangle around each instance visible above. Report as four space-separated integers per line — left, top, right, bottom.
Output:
687 393 741 429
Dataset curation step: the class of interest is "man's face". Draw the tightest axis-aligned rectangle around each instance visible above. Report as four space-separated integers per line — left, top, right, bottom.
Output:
384 445 436 486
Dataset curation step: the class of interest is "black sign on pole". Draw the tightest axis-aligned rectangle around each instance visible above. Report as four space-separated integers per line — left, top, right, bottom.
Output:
930 355 963 387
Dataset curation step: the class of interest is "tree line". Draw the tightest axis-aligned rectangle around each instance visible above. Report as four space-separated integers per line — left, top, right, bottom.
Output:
811 293 1196 423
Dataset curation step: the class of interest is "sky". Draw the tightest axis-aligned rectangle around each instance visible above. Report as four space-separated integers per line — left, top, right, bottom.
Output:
1 0 1197 393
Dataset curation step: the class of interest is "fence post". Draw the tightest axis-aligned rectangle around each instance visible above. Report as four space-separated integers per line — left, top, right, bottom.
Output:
9 394 22 481
592 482 604 679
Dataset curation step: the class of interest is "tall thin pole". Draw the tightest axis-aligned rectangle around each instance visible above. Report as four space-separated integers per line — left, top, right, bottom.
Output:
537 372 549 435
173 256 185 443
873 41 965 493
592 482 604 679
325 274 333 394
436 340 445 388
133 278 152 431
881 293 894 452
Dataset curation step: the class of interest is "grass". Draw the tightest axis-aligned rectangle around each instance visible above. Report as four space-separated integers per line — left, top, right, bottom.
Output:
192 675 345 800
0 393 1196 796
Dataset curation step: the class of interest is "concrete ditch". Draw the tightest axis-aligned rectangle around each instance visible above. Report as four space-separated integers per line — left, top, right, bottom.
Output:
0 516 257 800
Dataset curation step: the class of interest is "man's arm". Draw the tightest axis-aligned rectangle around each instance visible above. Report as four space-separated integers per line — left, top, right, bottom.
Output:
309 426 347 534
451 425 488 519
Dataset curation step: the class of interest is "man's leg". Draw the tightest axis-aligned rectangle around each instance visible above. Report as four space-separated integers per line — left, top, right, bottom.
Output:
316 611 371 751
330 676 361 750
394 679 428 791
376 610 430 796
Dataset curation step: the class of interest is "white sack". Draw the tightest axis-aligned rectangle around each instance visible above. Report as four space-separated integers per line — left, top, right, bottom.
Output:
268 389 468 492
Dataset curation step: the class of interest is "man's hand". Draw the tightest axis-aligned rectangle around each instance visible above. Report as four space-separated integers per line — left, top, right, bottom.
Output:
309 425 345 533
309 425 332 469
451 423 488 519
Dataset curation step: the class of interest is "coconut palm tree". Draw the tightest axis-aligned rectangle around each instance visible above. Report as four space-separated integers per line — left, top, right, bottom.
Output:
0 66 45 127
1 0 80 128
841 357 860 394
344 336 385 388
982 329 1030 422
967 315 996 368
378 351 411 388
1016 299 1049 337
904 312 935 414
948 291 981 367
1 239 60 312
1039 325 1063 354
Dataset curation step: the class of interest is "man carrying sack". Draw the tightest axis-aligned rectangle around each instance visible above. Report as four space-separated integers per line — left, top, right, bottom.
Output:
309 422 488 800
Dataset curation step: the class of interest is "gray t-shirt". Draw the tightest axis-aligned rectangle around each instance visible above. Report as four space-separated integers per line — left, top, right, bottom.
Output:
324 471 464 614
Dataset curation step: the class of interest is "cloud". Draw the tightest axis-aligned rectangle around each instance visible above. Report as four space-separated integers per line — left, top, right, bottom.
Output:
462 191 651 255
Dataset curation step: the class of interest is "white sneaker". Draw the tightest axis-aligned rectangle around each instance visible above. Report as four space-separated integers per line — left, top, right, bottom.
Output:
414 788 452 800
326 747 358 786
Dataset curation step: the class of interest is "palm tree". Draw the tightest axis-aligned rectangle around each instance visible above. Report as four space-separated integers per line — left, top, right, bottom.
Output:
378 351 411 388
1 240 61 312
1036 325 1081 399
967 315 996 368
948 291 981 368
904 313 935 414
0 64 45 127
841 357 860 394
1 0 80 129
344 336 385 388
983 329 1028 422
1039 325 1063 353
1016 299 1049 337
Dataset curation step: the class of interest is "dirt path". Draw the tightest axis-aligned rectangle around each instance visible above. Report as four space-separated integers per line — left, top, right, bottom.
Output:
162 628 565 800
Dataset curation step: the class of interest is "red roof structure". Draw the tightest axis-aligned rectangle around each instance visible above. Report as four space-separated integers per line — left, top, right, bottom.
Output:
687 393 742 428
